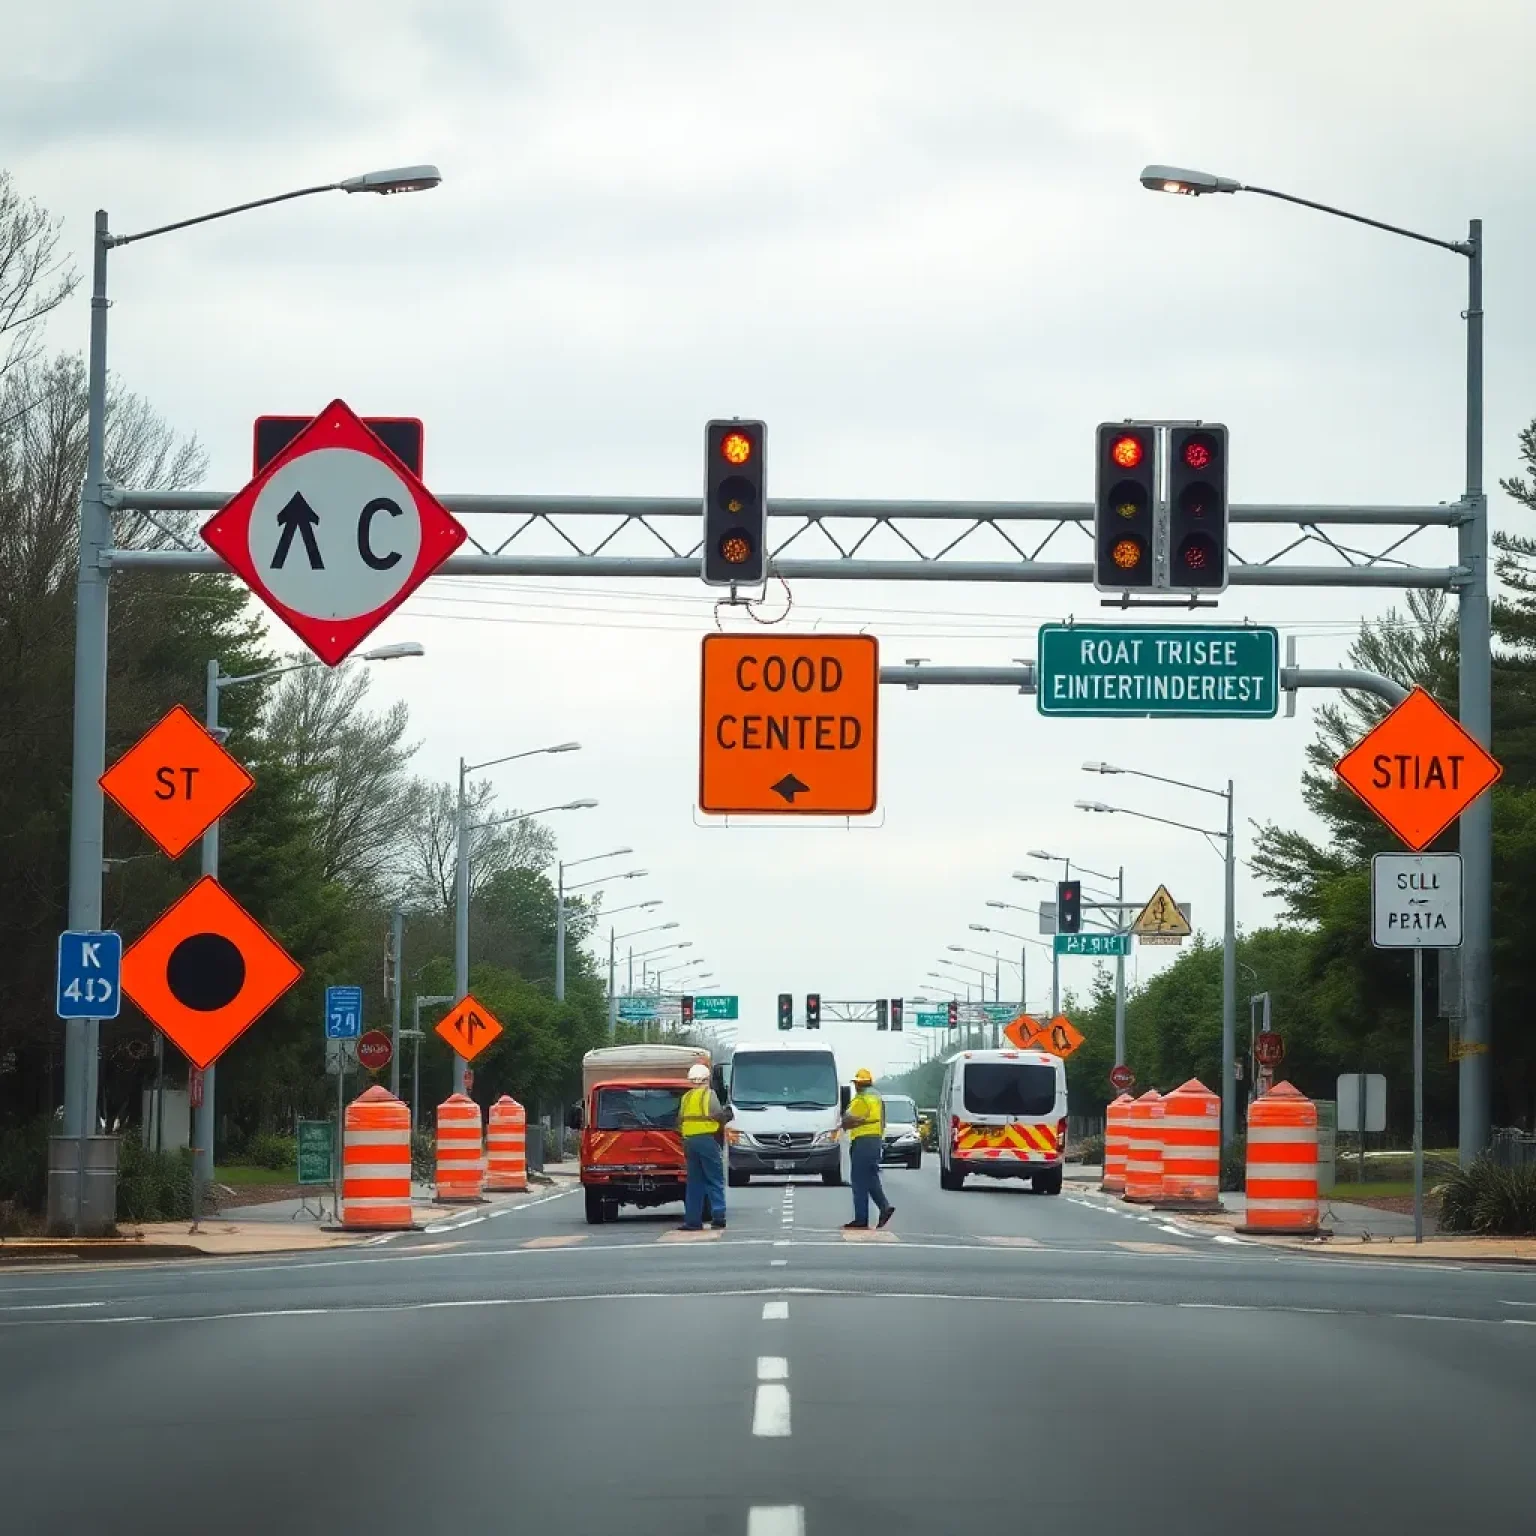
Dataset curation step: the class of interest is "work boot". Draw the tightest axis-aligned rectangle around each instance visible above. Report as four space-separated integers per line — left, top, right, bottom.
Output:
877 1206 896 1229
842 1221 869 1230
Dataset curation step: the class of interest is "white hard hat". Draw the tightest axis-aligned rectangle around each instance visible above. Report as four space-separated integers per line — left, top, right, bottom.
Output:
688 1063 710 1082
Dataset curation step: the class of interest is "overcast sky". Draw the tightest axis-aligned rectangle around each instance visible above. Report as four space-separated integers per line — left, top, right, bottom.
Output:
9 1 1535 1078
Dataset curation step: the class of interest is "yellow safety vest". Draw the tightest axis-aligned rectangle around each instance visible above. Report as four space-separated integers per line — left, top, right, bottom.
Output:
847 1090 883 1140
679 1085 720 1137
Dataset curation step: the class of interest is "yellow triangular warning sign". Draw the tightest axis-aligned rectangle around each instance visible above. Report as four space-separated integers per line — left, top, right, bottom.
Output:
1132 883 1192 937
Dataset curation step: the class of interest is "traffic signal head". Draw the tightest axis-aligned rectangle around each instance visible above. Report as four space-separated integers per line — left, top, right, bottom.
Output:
1058 880 1082 933
876 998 889 1031
703 419 767 587
1168 424 1228 593
1095 423 1157 592
890 997 903 1032
778 992 793 1031
946 999 958 1027
680 995 695 1026
806 992 821 1029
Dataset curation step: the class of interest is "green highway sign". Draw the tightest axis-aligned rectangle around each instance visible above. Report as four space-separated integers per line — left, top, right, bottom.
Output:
1054 932 1132 958
980 1003 1017 1023
692 995 739 1020
1036 623 1279 718
296 1120 334 1186
915 1011 950 1029
618 997 659 1022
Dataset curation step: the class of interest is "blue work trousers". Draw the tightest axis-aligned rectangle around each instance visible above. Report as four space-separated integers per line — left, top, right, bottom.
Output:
849 1135 891 1225
683 1134 726 1228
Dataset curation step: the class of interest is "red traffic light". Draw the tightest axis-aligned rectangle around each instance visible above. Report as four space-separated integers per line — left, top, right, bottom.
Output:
720 430 754 466
1181 433 1216 470
1109 434 1144 469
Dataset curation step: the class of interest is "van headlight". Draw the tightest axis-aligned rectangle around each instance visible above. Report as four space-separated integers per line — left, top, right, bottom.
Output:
811 1129 840 1146
726 1129 744 1145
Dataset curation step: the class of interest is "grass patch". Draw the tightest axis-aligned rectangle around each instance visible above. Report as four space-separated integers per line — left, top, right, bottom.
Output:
215 1163 294 1187
1329 1180 1422 1200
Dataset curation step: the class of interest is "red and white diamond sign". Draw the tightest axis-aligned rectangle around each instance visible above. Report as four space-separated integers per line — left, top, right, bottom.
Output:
202 398 465 665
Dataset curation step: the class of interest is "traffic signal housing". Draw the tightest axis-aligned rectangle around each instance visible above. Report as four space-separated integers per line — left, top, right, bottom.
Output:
680 995 695 1027
1058 880 1082 933
946 999 958 1027
890 997 903 1032
778 992 793 1031
1094 422 1157 592
876 998 889 1031
1168 424 1228 593
703 419 767 587
806 993 821 1029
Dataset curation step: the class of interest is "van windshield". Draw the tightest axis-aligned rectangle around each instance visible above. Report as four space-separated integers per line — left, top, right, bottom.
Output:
963 1063 1057 1118
730 1052 839 1110
594 1086 684 1130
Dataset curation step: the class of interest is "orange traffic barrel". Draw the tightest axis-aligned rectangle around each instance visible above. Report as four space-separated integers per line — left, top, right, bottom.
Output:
486 1095 528 1192
1101 1093 1134 1194
1157 1077 1222 1209
1238 1081 1319 1235
1122 1089 1164 1203
435 1093 486 1203
342 1084 415 1230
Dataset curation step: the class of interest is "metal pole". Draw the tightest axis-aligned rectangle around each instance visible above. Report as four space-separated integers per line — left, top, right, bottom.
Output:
555 862 567 1003
389 906 404 1098
411 996 422 1140
1050 859 1066 1017
335 1049 344 1223
451 758 469 1095
607 927 617 1036
1114 865 1127 1066
1458 218 1492 1166
195 659 220 1194
60 211 112 1236
627 946 634 993
1020 946 1027 1012
1221 781 1237 1151
1413 946 1425 1243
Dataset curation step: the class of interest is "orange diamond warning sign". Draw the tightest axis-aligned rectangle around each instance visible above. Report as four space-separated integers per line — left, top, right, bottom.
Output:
1334 687 1501 850
435 996 504 1063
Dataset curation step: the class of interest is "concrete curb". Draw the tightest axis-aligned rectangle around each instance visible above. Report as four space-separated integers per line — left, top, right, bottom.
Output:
0 1240 209 1262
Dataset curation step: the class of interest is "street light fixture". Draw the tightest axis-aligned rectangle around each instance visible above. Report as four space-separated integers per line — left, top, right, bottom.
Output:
1141 159 1488 1162
557 851 643 1003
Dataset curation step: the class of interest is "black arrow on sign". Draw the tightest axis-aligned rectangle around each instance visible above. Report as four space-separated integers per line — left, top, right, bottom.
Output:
272 492 324 570
771 774 809 804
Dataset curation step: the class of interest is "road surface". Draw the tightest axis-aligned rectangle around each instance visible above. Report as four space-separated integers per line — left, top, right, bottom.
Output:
3 1165 1533 1534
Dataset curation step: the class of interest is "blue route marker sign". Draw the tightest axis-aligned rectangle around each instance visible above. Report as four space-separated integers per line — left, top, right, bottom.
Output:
325 985 363 1039
56 930 123 1020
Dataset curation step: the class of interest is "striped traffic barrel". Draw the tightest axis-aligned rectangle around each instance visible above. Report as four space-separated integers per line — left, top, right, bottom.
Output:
342 1084 414 1230
1157 1077 1222 1208
1238 1081 1319 1235
1101 1093 1134 1194
1122 1089 1164 1203
435 1093 486 1202
486 1095 528 1192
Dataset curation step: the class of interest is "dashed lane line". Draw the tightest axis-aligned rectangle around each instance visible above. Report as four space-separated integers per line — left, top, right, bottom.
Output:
762 1301 789 1319
748 1508 805 1536
752 1382 792 1437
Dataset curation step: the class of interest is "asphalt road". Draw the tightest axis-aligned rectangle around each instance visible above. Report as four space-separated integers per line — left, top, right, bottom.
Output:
3 1163 1534 1535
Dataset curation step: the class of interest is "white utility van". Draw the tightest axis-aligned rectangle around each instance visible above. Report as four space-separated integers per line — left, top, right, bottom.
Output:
935 1047 1068 1194
724 1038 845 1186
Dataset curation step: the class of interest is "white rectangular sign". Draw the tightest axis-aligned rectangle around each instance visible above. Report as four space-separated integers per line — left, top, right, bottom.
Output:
1337 1073 1387 1133
1371 852 1462 949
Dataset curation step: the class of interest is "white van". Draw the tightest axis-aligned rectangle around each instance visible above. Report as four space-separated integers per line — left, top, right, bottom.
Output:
936 1047 1068 1195
724 1038 845 1186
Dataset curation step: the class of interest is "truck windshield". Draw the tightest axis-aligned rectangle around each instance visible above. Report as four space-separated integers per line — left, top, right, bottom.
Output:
730 1052 839 1110
594 1086 685 1130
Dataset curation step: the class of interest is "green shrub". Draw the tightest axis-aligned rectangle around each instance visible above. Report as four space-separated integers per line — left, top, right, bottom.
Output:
411 1132 435 1182
0 1116 50 1215
1221 1134 1247 1193
1070 1132 1104 1166
245 1132 297 1171
1436 1158 1536 1236
117 1139 194 1223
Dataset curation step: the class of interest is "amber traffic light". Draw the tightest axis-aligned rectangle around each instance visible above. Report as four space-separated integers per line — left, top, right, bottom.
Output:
1095 423 1157 592
703 419 767 586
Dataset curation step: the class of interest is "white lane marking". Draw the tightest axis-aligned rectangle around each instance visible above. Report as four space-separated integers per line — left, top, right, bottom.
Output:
1504 1318 1536 1327
770 1260 788 1267
748 1507 805 1536
1212 1235 1245 1245
488 1190 575 1217
1502 1299 1536 1307
762 1301 789 1319
0 1301 105 1312
1158 1225 1190 1236
757 1355 788 1380
1390 1313 1485 1324
773 1241 790 1247
752 1382 792 1437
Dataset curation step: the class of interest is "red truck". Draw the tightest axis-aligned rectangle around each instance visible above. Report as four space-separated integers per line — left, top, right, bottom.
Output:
576 1044 712 1225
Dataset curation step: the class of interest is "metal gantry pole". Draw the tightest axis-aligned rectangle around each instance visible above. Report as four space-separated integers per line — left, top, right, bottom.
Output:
1113 865 1127 1067
607 927 618 1036
195 659 221 1204
451 758 469 1095
1221 782 1238 1151
389 905 404 1098
58 212 112 1235
1413 946 1425 1243
555 862 567 1003
1458 217 1492 1165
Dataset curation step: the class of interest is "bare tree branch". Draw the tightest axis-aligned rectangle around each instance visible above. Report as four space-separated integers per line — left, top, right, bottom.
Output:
0 171 79 385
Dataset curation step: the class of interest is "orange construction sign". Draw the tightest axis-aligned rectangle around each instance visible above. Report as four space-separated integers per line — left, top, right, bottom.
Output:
120 876 302 1070
1002 1014 1041 1049
435 996 505 1063
1024 1014 1086 1059
699 633 879 816
100 704 255 858
1334 687 1501 851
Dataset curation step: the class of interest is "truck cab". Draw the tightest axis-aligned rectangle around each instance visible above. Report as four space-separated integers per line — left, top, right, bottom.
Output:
578 1045 710 1224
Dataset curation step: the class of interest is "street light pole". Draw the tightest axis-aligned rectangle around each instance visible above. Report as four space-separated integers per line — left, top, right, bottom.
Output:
1115 865 1127 1067
555 852 642 1003
1141 166 1490 1159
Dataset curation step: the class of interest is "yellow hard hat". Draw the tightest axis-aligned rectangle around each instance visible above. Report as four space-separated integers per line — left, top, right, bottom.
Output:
853 1068 874 1084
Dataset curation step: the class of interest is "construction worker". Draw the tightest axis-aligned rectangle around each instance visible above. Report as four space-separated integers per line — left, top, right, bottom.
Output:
677 1063 732 1231
842 1068 895 1230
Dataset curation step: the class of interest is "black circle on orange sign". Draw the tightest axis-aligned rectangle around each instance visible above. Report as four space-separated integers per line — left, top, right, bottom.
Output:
167 933 246 1011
